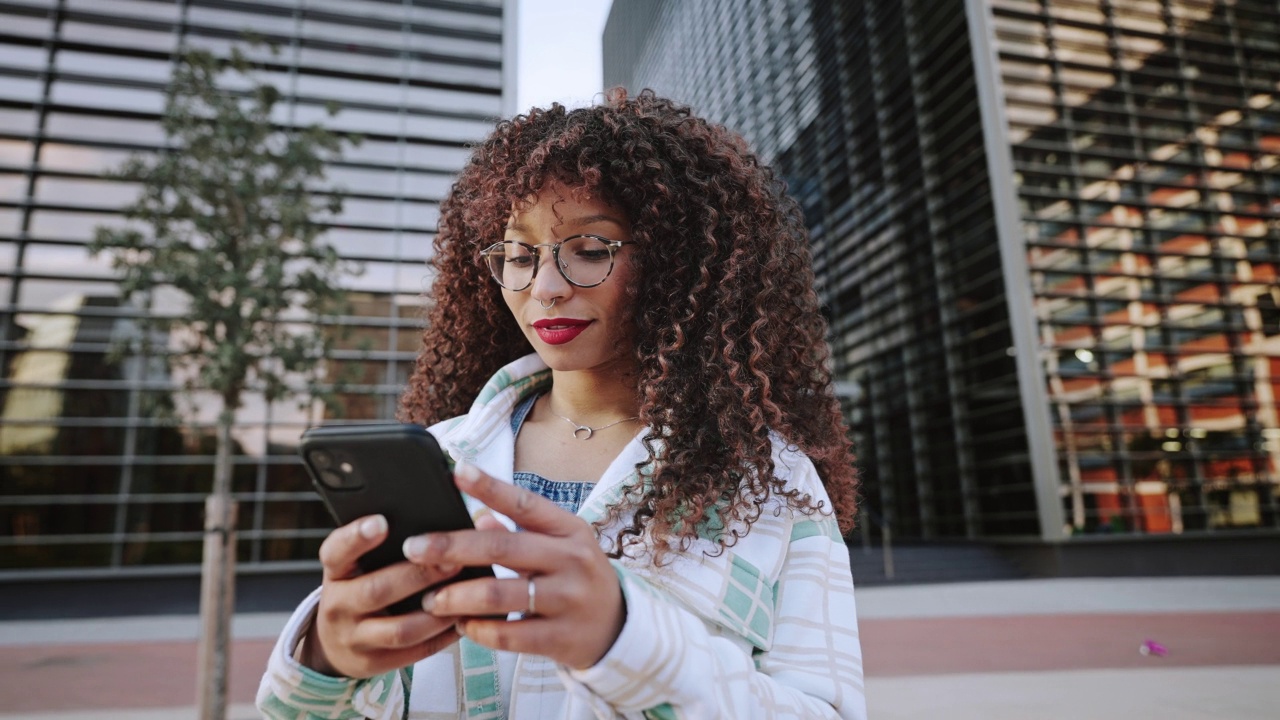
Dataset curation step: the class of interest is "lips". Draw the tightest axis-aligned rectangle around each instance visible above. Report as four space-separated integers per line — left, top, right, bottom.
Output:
532 317 592 345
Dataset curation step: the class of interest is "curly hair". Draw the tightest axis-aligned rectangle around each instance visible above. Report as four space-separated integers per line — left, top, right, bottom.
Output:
399 89 858 559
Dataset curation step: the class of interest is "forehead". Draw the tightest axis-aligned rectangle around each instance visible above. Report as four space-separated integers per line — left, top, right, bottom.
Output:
507 182 626 228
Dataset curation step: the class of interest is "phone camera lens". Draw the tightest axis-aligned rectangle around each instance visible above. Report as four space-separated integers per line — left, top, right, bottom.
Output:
311 450 332 470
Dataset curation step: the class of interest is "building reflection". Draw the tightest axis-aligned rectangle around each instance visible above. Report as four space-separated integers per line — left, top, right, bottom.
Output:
0 0 511 576
604 0 1279 552
0 293 214 568
1010 0 1280 535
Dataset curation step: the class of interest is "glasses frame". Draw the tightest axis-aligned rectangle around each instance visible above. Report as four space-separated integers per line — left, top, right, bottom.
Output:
479 234 636 291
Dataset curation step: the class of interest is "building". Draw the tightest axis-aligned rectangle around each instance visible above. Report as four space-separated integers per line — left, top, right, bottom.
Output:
605 0 1279 572
0 0 516 583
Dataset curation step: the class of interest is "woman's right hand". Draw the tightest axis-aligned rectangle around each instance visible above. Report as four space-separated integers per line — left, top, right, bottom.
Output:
300 514 463 678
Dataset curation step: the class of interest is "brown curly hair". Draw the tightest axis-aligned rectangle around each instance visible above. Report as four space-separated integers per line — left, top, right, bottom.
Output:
400 89 857 558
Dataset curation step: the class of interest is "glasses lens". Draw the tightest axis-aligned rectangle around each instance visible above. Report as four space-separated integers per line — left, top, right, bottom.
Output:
560 236 614 287
487 242 534 290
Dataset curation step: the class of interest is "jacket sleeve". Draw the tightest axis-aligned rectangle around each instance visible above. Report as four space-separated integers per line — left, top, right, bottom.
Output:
255 587 409 720
559 512 866 719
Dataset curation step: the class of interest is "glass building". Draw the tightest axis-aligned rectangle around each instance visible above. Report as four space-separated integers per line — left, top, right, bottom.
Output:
605 0 1279 561
0 0 515 579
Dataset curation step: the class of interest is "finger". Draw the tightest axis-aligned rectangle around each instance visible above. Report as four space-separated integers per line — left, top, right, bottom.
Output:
404 526 570 575
473 513 508 531
335 627 462 679
455 463 577 536
383 628 462 668
346 561 462 614
456 616 564 661
350 609 461 651
425 576 542 620
319 515 387 581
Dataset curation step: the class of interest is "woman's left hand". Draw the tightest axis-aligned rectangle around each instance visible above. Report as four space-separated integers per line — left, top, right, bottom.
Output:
401 463 625 670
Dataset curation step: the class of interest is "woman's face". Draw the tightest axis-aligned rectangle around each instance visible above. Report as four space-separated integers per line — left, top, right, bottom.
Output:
500 183 637 374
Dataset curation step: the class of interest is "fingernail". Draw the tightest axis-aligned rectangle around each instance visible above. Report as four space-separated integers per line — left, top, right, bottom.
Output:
456 463 479 485
454 621 466 637
402 536 428 559
437 564 459 575
422 591 437 612
359 515 386 539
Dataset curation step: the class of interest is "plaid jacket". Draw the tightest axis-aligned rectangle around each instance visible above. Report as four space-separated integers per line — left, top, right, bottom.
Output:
257 354 867 719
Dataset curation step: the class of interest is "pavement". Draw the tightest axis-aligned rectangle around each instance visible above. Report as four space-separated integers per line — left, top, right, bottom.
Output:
0 576 1277 719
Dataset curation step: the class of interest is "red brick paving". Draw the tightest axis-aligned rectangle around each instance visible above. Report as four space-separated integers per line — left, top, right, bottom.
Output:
0 639 272 713
1 611 1277 713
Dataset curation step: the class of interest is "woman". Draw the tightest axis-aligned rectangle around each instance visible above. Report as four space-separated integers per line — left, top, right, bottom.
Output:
258 90 866 719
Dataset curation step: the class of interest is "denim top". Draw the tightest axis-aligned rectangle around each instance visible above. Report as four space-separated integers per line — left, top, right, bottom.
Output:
510 392 595 515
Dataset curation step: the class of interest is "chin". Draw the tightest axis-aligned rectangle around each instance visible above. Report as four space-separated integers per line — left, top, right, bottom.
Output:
535 352 598 373
530 346 620 375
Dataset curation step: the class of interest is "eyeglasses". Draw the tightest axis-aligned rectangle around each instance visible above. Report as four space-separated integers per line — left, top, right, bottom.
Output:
479 234 635 291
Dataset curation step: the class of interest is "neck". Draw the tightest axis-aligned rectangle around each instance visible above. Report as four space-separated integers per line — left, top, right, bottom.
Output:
544 365 639 424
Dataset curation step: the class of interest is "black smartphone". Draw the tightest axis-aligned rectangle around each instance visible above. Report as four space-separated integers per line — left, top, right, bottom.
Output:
299 423 495 615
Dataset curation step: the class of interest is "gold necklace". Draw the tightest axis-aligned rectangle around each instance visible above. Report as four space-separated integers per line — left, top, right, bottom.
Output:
551 410 639 440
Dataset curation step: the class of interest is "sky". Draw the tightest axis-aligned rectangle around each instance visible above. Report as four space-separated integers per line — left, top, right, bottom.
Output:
516 0 613 113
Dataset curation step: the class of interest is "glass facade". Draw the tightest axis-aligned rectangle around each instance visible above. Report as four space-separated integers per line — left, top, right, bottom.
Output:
991 0 1280 535
605 0 1279 544
0 0 513 576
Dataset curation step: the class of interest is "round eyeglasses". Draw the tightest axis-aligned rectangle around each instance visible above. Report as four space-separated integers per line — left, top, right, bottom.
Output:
479 235 635 291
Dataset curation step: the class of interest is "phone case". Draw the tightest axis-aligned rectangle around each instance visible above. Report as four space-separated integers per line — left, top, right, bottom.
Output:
299 423 495 614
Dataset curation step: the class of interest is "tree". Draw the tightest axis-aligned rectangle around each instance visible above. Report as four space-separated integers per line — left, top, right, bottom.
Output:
91 45 359 720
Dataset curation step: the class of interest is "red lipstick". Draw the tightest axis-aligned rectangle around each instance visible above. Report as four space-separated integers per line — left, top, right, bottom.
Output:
532 318 591 345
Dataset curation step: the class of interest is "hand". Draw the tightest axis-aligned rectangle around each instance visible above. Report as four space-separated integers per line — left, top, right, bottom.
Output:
402 464 626 670
302 514 464 678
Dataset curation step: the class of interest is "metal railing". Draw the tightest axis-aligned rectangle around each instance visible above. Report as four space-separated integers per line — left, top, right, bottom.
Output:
857 505 894 580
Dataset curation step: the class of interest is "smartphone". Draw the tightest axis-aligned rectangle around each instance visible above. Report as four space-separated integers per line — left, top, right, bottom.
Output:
299 423 495 615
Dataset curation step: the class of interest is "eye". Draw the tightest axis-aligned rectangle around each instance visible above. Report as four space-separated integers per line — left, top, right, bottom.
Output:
573 248 611 263
566 237 613 263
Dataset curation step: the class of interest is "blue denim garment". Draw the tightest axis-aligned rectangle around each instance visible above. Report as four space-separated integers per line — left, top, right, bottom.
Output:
509 392 594 515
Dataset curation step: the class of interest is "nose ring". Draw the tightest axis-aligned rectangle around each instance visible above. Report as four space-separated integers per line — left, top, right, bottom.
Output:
539 298 556 310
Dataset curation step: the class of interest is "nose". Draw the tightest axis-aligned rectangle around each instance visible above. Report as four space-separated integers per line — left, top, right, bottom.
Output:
528 245 571 303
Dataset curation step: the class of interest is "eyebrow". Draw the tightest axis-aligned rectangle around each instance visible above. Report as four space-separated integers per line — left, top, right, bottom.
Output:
505 214 627 233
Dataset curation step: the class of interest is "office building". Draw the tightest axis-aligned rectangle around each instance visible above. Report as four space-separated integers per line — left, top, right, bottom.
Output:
0 0 516 579
605 0 1279 570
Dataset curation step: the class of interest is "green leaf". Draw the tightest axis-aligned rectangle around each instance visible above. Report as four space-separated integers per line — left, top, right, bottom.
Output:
90 42 364 422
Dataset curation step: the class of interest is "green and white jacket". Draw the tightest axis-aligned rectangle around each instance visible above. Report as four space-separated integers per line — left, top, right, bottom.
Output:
257 354 867 719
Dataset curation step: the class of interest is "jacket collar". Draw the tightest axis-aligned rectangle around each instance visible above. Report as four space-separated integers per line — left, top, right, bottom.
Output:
435 353 654 521
436 353 550 479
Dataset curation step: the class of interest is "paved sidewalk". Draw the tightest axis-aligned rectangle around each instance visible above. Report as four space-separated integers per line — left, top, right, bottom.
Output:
868 666 1280 720
857 577 1280 719
1 577 1277 718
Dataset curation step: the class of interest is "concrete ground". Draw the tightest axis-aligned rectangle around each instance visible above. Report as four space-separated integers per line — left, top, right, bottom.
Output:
1 577 1277 719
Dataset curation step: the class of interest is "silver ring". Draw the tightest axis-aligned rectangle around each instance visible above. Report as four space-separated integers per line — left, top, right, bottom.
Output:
526 577 537 616
539 297 556 309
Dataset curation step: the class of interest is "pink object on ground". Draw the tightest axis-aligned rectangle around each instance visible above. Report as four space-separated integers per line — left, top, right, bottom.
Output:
1140 639 1169 656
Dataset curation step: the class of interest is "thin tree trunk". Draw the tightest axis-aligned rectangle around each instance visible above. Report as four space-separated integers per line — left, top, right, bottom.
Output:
197 415 237 720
